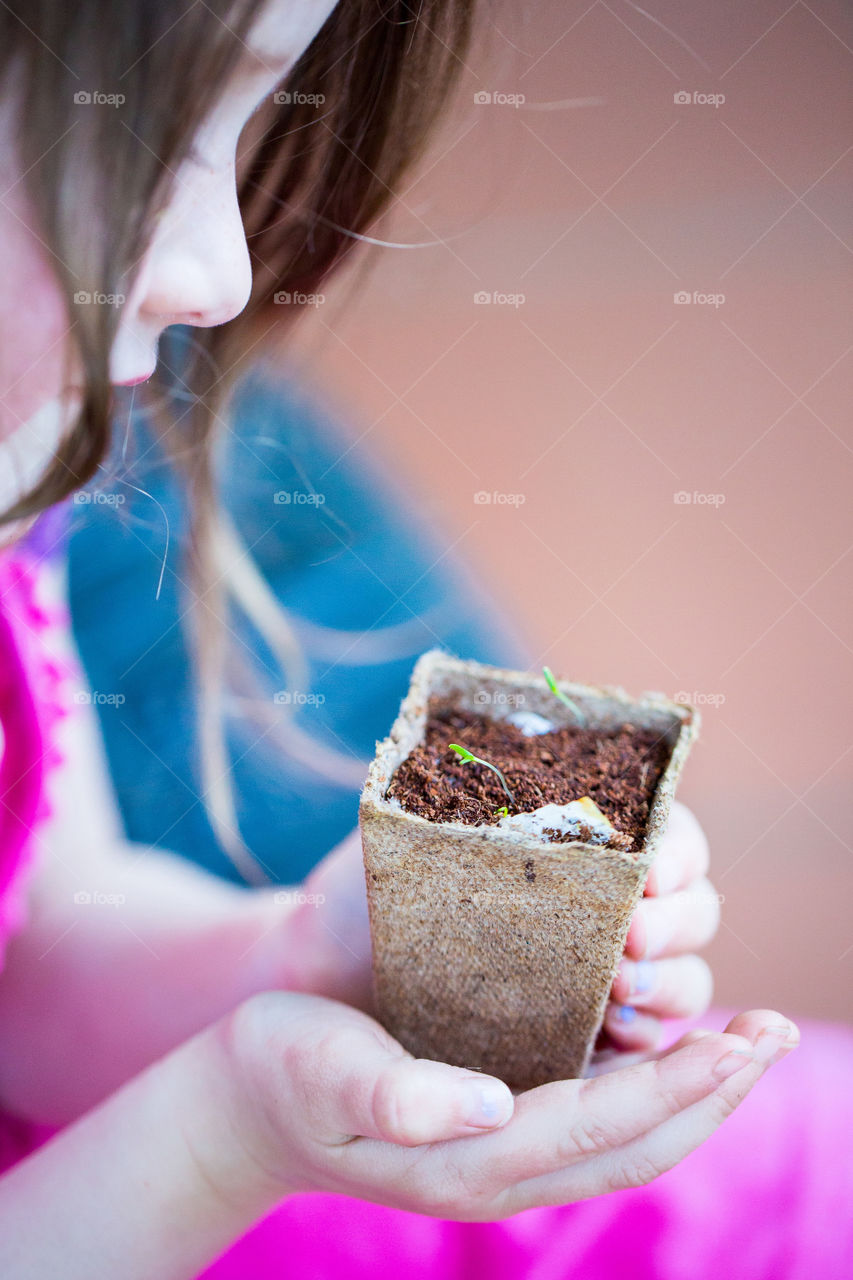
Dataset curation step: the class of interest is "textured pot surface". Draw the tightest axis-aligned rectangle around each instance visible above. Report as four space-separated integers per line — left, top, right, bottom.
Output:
359 648 700 1090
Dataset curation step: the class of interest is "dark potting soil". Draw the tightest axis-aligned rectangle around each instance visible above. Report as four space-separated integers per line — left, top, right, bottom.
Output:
386 699 673 854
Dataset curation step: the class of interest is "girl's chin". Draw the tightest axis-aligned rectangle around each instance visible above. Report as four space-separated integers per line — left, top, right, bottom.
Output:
0 391 80 512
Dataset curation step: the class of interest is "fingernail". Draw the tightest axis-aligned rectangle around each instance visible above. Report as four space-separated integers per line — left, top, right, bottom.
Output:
713 1049 756 1081
462 1080 513 1128
758 1022 797 1041
617 1004 638 1023
753 1025 799 1064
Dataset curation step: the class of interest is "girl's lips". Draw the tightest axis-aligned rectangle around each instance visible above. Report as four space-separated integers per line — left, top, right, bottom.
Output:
66 363 156 391
113 368 155 386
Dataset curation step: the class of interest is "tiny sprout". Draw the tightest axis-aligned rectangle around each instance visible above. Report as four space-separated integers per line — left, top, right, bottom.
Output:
494 805 509 819
542 665 585 725
448 743 516 807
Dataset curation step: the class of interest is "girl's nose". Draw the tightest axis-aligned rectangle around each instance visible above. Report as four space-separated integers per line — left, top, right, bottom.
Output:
136 166 253 331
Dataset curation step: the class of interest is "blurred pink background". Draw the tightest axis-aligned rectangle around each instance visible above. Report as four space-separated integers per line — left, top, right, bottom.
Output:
282 1 853 1024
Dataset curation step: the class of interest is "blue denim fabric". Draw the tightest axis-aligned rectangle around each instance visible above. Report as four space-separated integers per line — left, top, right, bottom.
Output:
67 331 530 884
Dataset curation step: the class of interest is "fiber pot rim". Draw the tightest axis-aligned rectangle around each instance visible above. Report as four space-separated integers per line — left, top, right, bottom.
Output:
359 647 700 871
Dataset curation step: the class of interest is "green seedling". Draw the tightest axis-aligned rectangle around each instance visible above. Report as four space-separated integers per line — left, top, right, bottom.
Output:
448 743 516 808
494 805 509 819
542 665 585 725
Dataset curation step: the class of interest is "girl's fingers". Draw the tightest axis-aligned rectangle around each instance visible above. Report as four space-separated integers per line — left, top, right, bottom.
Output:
337 1052 516 1147
610 954 714 1020
643 800 710 898
304 1024 517 1147
603 953 715 1049
602 1001 663 1051
234 994 516 1158
335 1009 798 1218
624 876 721 960
498 1013 799 1213
585 1027 714 1077
707 1006 800 1051
470 1026 760 1190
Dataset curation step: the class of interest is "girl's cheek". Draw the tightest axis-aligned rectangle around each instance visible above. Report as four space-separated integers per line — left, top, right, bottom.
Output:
0 177 77 441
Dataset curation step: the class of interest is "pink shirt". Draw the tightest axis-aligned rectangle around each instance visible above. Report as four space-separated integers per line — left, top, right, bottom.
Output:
0 546 69 1171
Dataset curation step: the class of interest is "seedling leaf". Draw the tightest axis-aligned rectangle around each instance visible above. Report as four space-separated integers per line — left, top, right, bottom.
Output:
448 743 516 807
542 665 585 724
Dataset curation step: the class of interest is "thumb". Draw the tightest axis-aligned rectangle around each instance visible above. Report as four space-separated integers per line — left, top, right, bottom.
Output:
322 1036 516 1146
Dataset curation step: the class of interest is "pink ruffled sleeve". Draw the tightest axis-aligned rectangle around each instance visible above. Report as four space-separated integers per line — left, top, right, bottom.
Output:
0 550 70 964
0 547 72 1172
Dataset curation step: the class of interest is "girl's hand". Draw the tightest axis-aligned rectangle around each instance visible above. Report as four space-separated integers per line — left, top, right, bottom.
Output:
596 799 718 1063
0 991 799 1279
226 992 799 1219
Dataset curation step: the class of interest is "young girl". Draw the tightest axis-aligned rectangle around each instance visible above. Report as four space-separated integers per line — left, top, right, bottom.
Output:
0 2 850 1277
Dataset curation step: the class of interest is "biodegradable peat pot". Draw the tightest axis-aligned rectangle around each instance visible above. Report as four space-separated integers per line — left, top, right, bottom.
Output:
358 648 700 1091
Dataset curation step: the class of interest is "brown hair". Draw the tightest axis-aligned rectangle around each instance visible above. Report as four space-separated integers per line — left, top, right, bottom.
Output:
0 0 480 878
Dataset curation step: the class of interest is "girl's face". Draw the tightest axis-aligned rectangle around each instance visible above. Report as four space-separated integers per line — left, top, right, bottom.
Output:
0 0 338 452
